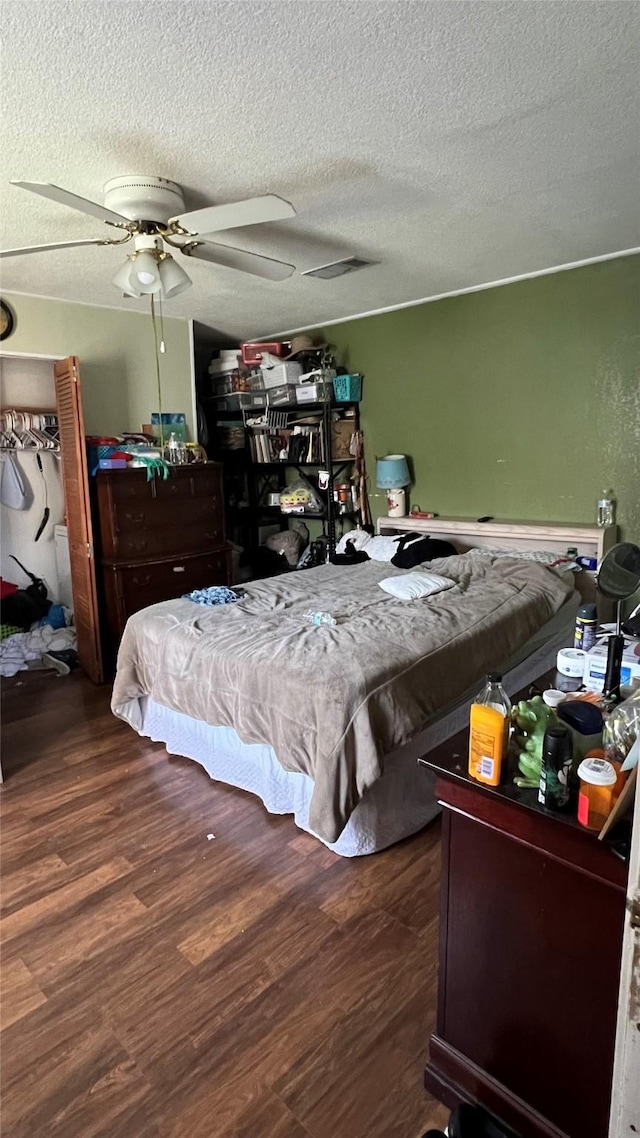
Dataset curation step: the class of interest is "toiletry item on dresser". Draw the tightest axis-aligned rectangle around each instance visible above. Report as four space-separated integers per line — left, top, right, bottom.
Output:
558 699 604 760
468 672 511 786
597 490 616 528
574 603 598 652
577 756 618 829
538 723 573 810
555 646 586 693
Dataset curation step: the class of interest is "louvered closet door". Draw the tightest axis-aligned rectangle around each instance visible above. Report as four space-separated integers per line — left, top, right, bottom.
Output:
54 357 103 683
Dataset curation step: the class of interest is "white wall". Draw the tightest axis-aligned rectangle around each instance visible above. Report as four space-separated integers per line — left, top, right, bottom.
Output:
0 356 65 599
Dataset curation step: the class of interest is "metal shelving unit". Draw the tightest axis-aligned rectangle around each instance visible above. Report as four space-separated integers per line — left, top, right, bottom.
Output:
207 397 361 556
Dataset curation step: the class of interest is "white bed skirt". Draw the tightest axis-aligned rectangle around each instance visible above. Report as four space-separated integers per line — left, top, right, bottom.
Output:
135 602 575 857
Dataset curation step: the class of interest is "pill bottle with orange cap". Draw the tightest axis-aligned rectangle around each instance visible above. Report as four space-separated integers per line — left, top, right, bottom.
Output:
576 755 618 830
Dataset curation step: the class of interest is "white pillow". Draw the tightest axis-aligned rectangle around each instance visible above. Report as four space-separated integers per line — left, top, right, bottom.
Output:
378 571 455 600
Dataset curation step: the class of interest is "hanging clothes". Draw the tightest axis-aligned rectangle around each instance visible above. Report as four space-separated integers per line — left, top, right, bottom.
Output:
0 453 28 510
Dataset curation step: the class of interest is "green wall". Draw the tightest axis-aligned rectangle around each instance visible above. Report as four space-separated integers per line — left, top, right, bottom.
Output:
325 256 640 541
1 293 194 438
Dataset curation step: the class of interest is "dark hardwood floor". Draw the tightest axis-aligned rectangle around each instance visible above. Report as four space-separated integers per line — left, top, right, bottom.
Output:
1 671 448 1138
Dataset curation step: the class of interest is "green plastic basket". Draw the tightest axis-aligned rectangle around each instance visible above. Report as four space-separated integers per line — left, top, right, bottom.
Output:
333 373 362 401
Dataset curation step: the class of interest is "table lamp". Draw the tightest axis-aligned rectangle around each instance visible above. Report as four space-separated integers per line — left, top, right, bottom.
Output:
376 454 410 517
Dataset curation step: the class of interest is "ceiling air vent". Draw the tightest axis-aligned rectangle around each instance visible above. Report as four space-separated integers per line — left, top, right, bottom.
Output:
301 257 375 280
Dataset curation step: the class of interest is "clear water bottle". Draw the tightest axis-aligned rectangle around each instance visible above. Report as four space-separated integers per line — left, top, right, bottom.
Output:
597 491 615 527
165 432 188 465
304 610 337 626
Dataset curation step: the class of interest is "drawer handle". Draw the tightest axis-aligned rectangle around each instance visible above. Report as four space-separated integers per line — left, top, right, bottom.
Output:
172 566 186 573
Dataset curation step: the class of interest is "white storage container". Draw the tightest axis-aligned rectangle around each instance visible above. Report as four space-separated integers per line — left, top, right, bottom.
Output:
296 380 333 403
209 351 240 375
260 362 302 389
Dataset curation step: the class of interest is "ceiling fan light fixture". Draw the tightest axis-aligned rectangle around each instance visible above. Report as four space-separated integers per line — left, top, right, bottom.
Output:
158 254 192 298
8 176 298 289
111 256 142 298
132 249 162 293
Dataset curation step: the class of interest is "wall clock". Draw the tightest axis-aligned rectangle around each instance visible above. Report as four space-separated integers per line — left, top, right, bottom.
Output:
0 299 15 341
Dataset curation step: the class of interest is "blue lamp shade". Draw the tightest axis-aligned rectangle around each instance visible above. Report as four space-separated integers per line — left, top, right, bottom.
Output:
376 454 410 489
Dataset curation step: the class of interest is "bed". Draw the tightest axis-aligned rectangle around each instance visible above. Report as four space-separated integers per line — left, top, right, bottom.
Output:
111 523 584 856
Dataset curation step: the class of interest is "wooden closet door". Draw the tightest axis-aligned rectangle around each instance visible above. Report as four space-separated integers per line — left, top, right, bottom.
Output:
54 357 103 683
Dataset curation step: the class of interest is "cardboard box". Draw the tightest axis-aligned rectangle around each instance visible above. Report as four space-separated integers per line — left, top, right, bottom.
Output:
583 634 640 691
331 419 356 459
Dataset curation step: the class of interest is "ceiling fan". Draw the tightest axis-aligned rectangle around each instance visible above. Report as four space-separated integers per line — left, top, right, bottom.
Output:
0 175 297 298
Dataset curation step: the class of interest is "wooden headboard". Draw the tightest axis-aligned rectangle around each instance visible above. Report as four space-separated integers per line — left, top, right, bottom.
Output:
377 516 616 562
377 516 618 603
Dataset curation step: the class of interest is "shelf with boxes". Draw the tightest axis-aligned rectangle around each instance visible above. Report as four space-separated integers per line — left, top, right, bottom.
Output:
217 402 361 542
201 339 369 563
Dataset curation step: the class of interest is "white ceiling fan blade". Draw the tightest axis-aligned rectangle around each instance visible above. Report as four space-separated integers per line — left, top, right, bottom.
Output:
10 181 129 226
171 194 295 235
182 240 295 281
0 238 108 259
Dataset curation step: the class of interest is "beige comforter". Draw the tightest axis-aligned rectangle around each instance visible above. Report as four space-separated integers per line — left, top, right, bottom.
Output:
112 555 573 842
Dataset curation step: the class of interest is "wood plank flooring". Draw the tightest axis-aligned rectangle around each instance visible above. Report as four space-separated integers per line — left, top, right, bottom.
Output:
1 671 449 1138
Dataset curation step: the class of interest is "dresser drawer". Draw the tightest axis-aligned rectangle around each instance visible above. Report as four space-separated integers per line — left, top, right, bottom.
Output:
95 466 225 557
117 550 231 612
109 494 221 535
102 547 231 639
108 521 224 561
99 466 223 503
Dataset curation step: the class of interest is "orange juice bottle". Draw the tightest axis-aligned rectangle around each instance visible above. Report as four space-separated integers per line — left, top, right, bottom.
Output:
468 672 512 786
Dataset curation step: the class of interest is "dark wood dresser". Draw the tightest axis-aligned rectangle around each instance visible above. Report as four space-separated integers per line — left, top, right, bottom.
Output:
94 464 231 664
421 681 627 1138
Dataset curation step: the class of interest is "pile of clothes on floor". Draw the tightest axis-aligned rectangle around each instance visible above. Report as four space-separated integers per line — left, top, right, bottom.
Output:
0 558 78 677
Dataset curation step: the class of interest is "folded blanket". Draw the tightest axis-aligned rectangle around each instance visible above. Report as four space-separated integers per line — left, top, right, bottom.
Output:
379 571 455 600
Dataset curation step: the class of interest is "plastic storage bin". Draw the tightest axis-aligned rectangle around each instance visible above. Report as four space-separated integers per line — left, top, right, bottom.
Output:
333 373 362 401
214 393 258 410
241 341 286 366
296 380 333 403
210 373 251 396
267 384 298 406
260 362 302 389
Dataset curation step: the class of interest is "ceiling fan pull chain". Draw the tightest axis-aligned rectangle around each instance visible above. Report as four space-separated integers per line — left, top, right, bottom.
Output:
158 294 166 354
150 295 165 449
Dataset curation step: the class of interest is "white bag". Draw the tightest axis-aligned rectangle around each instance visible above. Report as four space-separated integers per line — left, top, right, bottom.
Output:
0 453 28 510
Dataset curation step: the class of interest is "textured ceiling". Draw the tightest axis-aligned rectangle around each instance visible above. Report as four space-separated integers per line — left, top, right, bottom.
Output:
1 1 639 340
